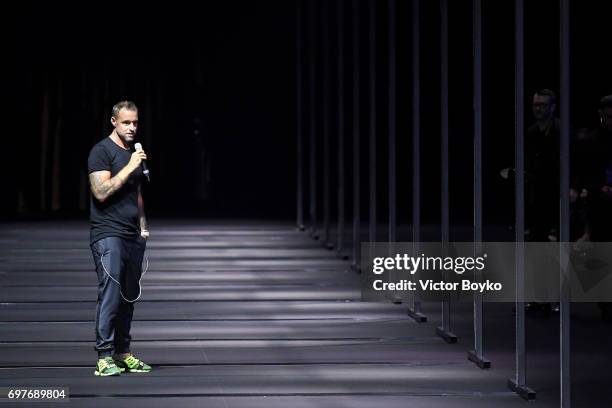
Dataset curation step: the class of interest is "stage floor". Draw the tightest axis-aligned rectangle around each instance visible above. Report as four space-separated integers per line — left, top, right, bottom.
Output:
0 220 609 407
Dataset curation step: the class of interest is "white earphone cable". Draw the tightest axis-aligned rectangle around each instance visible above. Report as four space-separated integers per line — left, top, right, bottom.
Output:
100 251 148 303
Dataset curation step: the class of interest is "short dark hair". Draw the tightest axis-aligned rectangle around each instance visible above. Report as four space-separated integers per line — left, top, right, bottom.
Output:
600 95 612 110
534 89 556 105
111 101 138 118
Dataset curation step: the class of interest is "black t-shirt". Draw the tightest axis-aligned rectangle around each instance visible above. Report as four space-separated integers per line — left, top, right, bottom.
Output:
87 137 142 245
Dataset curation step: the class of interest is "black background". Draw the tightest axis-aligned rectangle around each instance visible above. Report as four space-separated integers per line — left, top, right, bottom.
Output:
3 0 612 225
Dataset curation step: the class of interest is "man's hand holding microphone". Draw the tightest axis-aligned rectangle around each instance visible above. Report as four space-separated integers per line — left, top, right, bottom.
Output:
128 143 149 182
129 143 150 241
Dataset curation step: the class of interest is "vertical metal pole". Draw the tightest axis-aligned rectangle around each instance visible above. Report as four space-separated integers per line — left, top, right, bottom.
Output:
308 0 319 239
507 0 535 399
388 0 396 245
296 0 305 231
368 0 377 247
467 0 491 369
337 0 347 258
559 0 571 405
323 0 333 249
40 84 49 212
514 0 527 391
436 0 457 343
407 0 427 323
385 0 401 304
351 0 362 273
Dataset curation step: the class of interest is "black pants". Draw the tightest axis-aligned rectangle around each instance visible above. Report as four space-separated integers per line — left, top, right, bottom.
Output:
91 236 146 358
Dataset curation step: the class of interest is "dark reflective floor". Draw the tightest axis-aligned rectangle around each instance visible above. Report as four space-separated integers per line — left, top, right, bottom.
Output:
0 220 609 407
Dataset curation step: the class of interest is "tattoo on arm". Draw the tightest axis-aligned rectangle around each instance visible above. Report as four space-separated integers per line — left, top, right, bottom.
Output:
89 171 127 202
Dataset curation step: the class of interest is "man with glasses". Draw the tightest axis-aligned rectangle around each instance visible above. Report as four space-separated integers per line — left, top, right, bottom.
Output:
523 89 563 313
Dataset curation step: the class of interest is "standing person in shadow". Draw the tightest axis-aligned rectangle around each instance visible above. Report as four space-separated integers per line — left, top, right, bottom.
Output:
500 89 584 313
576 95 612 323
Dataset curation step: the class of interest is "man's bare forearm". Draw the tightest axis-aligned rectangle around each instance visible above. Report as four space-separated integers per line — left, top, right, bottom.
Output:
90 165 135 202
139 214 148 231
138 187 147 231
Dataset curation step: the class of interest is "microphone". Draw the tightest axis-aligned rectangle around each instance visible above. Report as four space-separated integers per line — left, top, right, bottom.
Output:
134 143 150 182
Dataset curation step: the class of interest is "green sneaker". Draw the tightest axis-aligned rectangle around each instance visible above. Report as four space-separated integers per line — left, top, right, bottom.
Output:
113 354 152 373
94 356 122 376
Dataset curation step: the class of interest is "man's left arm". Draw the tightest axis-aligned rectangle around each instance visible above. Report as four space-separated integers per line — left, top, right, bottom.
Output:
138 184 149 239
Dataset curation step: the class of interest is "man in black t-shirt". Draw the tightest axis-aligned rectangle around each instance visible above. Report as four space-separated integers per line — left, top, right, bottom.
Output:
87 100 152 376
500 89 583 313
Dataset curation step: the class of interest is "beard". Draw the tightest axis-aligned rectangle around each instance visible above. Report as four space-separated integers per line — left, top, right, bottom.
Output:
117 131 136 145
